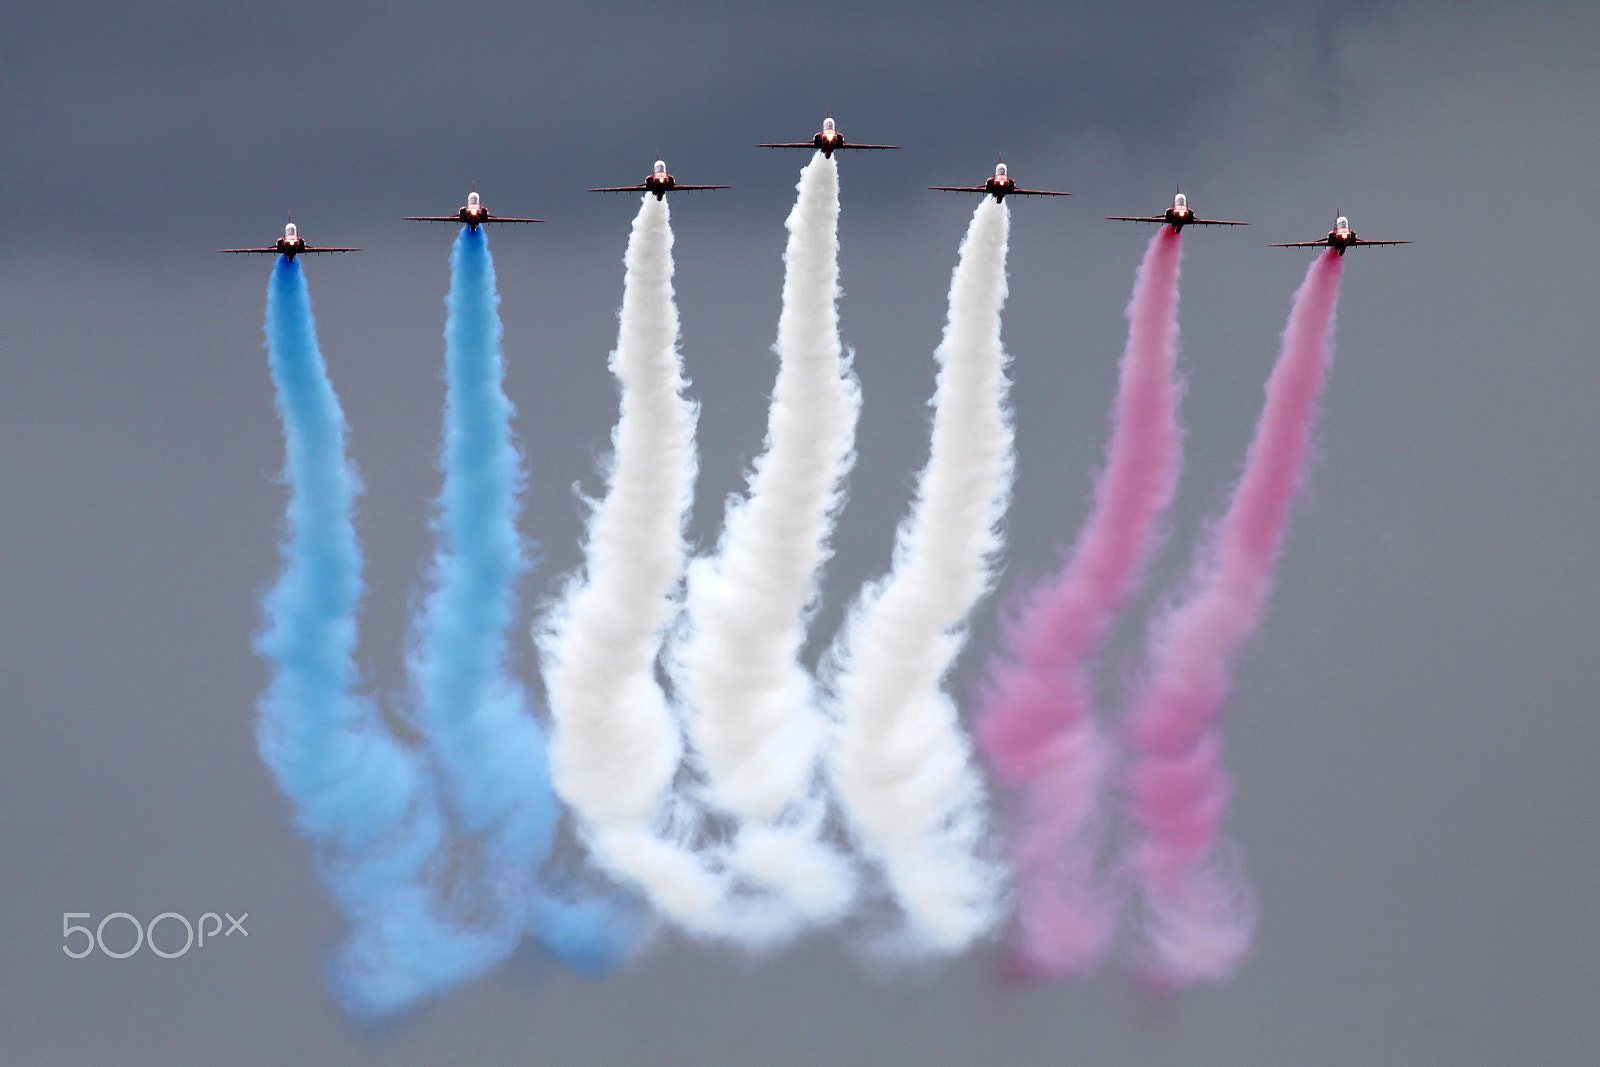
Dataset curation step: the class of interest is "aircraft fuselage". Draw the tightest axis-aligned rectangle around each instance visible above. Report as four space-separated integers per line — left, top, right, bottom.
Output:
814 130 845 157
984 176 1017 201
276 235 307 259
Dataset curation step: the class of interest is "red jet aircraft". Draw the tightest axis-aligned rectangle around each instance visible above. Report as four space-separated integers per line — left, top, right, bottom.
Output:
759 116 899 158
930 159 1071 202
219 220 359 260
1272 212 1412 255
1109 189 1248 232
590 159 730 200
405 188 542 230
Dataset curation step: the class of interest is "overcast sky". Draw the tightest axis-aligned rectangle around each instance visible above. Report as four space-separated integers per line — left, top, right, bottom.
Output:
2 2 1597 1063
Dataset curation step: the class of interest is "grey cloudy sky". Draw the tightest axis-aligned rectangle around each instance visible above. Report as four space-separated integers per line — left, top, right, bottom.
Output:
2 1 1596 1063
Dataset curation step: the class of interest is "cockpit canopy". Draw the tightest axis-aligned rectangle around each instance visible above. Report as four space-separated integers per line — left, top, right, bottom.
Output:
653 160 667 174
822 117 836 132
995 162 1008 177
1336 215 1349 230
1174 193 1187 208
284 222 298 237
467 191 480 207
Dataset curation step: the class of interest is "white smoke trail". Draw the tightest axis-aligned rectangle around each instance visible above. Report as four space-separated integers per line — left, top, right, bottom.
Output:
672 153 859 925
537 196 727 936
824 198 1014 954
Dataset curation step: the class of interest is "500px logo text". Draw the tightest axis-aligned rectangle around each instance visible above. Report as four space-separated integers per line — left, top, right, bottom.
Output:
62 911 249 959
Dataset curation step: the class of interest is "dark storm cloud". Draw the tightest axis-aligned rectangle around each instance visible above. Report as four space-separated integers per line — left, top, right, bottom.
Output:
3 0 1393 243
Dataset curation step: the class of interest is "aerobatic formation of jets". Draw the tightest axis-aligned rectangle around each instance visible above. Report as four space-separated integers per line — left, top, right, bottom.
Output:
218 116 1411 255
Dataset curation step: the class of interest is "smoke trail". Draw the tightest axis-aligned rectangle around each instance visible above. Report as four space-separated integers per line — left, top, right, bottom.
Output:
1123 250 1345 984
538 196 729 936
254 259 504 1019
976 228 1186 977
825 198 1015 953
672 153 859 924
408 228 630 974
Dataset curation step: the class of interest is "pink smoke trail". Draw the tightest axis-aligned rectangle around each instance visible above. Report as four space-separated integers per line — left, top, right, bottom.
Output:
975 227 1186 978
1123 249 1345 985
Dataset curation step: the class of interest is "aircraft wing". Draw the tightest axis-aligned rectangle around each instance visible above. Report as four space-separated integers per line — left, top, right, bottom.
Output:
1350 237 1412 247
404 214 544 224
301 246 360 253
1010 188 1073 197
668 184 731 191
218 247 279 254
1190 217 1249 226
1270 240 1331 248
1106 215 1167 223
758 142 899 150
928 186 990 194
589 184 650 193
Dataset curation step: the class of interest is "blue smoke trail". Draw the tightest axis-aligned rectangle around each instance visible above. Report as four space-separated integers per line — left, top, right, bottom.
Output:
411 228 547 883
255 258 506 1021
409 228 635 974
